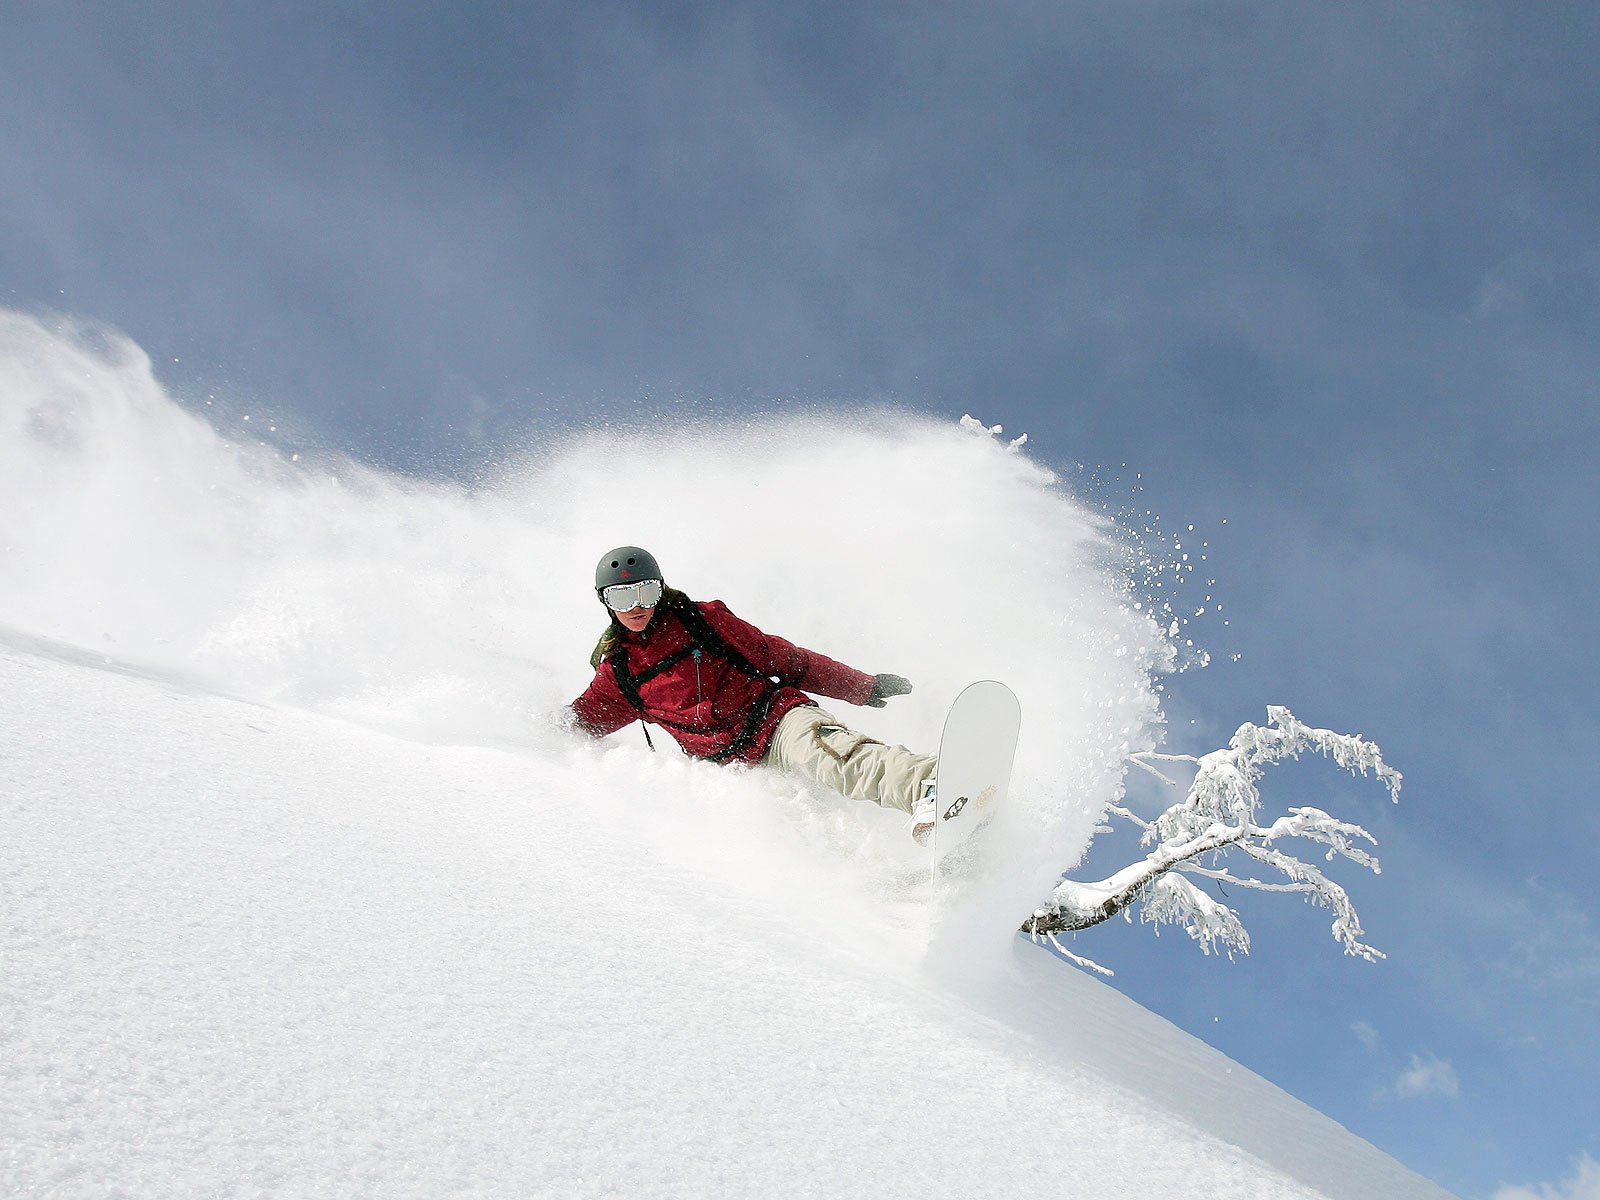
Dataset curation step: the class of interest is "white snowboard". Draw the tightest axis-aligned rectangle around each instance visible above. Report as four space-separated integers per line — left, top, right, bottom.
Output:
929 680 1021 864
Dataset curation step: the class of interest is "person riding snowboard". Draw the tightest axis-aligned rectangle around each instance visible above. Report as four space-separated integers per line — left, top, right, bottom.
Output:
565 546 938 840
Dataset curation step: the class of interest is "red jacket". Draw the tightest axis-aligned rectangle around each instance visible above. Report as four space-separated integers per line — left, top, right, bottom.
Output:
568 598 877 763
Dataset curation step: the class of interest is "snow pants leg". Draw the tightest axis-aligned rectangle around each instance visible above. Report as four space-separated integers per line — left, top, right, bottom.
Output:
760 705 936 816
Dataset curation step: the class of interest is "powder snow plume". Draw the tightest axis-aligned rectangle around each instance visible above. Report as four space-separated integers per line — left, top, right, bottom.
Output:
0 309 1175 947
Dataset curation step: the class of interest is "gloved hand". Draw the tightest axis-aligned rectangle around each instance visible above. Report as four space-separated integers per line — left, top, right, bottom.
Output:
867 673 913 708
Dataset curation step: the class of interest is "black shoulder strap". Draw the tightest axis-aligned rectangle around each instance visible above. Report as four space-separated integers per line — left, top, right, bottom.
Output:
667 595 784 763
606 596 772 714
605 595 785 764
669 595 767 681
607 645 644 710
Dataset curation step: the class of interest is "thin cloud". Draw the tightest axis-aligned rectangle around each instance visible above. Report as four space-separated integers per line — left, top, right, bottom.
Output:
1494 879 1600 995
1378 1053 1460 1102
1495 1153 1600 1200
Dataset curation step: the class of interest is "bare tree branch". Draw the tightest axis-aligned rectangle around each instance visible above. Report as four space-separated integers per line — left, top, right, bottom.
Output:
1022 707 1400 966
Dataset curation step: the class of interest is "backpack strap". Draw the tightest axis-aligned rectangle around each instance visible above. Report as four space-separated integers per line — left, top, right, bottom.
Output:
608 642 697 708
667 594 769 683
606 595 784 763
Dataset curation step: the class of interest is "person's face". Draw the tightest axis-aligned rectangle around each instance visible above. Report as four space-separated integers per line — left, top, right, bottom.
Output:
600 578 663 633
616 605 655 633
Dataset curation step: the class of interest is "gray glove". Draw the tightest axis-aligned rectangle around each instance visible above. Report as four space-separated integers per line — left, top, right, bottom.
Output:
867 673 912 708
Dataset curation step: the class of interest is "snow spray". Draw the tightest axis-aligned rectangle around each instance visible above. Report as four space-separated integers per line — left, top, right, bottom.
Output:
1 309 1183 956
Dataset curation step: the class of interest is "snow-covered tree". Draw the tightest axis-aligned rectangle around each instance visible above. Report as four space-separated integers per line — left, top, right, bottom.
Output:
1022 706 1402 976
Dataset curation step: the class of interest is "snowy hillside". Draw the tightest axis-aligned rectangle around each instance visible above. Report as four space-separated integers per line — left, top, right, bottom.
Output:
3 636 1452 1199
1 313 1455 1197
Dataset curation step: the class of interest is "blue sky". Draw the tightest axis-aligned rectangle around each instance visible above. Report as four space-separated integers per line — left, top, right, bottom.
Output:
4 4 1596 1196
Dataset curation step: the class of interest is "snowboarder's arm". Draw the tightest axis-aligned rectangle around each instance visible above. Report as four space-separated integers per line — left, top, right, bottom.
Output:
700 601 877 706
567 665 639 739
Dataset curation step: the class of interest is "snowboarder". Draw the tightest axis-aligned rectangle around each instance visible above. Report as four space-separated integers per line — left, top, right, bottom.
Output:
565 546 938 839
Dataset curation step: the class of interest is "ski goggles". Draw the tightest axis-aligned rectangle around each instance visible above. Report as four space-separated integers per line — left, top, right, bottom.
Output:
601 578 664 612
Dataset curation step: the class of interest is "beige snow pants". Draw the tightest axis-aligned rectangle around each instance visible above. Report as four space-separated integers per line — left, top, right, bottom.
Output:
760 705 937 816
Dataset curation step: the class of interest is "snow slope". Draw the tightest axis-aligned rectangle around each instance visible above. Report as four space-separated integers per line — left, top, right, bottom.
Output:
2 635 1452 1199
1 311 1455 1197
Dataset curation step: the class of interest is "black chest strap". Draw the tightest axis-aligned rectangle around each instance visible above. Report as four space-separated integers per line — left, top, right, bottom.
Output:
609 642 696 710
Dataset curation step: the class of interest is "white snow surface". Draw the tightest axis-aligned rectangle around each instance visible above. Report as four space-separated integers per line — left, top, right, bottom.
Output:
0 312 1454 1198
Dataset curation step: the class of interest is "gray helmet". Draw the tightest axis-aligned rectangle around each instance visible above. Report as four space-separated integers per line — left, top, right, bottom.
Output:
594 546 663 592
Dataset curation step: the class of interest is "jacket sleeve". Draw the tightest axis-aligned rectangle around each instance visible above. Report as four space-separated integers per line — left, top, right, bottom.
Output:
567 662 640 739
701 601 877 707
